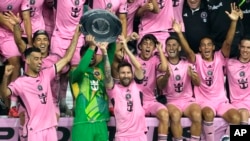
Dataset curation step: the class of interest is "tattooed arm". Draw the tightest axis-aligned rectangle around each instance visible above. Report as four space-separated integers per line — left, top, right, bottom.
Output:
99 42 114 89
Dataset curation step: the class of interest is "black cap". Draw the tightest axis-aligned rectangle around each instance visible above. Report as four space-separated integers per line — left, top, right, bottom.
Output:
33 30 49 42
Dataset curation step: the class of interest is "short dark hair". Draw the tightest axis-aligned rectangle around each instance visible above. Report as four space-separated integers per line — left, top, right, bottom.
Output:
240 36 250 43
24 47 41 58
200 35 215 45
80 45 98 57
138 34 158 49
118 61 132 72
165 36 181 45
33 30 49 42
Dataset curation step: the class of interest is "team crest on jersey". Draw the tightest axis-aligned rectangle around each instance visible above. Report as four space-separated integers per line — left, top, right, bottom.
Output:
37 85 43 91
205 70 213 86
201 12 208 23
175 75 181 81
7 5 13 10
90 80 99 91
238 71 248 89
30 0 36 5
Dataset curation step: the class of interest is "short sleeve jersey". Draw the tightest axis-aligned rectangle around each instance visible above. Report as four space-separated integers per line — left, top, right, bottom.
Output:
107 81 147 137
194 51 228 102
8 66 57 134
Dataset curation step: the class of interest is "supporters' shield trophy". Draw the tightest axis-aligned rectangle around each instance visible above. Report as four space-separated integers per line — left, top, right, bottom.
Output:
80 9 122 43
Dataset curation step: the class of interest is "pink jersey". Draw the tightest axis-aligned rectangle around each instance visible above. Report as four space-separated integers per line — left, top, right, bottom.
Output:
135 55 160 101
194 51 228 102
53 0 85 39
226 58 250 102
138 0 174 34
107 80 147 137
93 0 127 14
162 59 194 101
21 0 45 37
42 53 70 104
8 66 57 134
0 0 30 33
127 0 142 35
172 0 185 32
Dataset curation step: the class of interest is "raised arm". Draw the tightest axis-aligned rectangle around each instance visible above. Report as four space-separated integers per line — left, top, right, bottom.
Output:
119 13 127 37
173 20 196 63
4 12 26 53
56 25 81 73
156 43 168 72
99 42 114 89
136 0 159 17
21 10 33 46
70 35 97 82
0 65 14 98
221 3 240 57
119 35 144 80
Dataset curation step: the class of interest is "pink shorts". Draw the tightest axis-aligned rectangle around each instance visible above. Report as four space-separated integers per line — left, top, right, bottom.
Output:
199 100 235 116
167 98 196 112
28 126 57 141
0 32 21 60
143 100 167 116
50 35 85 66
115 133 147 141
231 101 250 110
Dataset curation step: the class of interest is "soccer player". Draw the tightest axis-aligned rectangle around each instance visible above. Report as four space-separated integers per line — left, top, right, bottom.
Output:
0 25 80 141
70 35 116 141
8 0 47 117
105 36 147 141
5 11 69 139
0 0 32 91
136 0 174 51
157 36 202 141
173 3 241 141
136 34 169 140
226 36 250 125
91 0 128 37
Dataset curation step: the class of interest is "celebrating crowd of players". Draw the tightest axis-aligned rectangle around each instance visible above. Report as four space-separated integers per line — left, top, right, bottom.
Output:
0 0 250 141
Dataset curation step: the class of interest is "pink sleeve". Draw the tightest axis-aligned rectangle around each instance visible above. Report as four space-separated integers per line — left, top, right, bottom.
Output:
8 81 21 97
21 0 30 11
119 0 128 13
44 65 57 81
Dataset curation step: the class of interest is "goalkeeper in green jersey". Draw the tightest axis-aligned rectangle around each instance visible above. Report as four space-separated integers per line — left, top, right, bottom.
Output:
70 35 115 141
